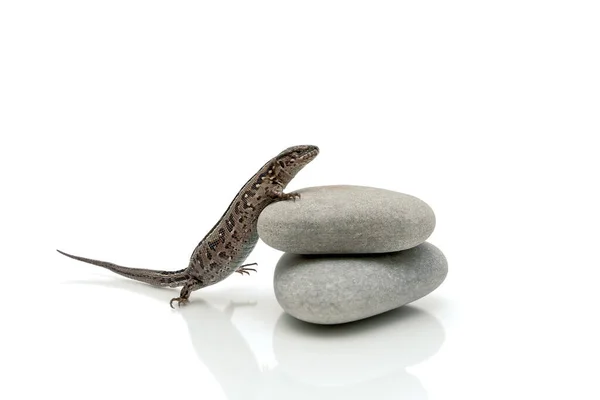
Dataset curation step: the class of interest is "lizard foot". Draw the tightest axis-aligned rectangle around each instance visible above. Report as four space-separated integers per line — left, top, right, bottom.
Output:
268 188 301 202
280 192 301 201
236 263 257 276
170 297 190 309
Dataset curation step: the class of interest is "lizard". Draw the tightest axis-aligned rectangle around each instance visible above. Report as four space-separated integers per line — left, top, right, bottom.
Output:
57 144 319 308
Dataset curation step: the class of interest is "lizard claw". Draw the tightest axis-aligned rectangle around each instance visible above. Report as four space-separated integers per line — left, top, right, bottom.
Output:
236 268 256 276
236 263 257 276
170 297 190 309
269 190 301 202
281 192 301 201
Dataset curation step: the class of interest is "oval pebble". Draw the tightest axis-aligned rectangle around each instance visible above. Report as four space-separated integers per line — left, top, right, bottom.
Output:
273 242 448 324
258 185 435 254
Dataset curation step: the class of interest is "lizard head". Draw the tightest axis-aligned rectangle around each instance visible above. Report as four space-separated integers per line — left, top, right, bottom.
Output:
272 145 319 185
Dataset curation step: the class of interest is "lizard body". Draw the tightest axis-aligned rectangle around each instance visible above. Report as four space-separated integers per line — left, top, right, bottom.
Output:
58 145 319 307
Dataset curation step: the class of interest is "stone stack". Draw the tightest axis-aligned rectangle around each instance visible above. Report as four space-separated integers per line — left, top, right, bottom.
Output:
257 185 447 325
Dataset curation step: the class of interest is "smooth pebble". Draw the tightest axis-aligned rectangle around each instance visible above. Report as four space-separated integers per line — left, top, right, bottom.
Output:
273 242 448 324
258 185 435 254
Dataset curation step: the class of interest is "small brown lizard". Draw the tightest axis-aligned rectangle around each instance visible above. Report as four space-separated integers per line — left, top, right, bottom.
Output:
58 145 319 307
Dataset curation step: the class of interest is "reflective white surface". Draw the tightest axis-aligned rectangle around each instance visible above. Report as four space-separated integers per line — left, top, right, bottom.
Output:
1 1 599 399
3 231 599 399
4 263 448 399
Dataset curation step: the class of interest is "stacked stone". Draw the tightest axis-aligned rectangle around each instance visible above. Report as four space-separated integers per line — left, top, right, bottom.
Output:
257 185 447 325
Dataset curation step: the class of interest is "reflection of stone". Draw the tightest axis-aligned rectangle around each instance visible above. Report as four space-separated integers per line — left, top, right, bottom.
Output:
262 306 445 399
274 243 448 324
261 367 425 400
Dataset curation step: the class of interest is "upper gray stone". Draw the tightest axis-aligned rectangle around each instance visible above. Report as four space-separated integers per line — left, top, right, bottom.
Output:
258 185 435 254
273 242 448 325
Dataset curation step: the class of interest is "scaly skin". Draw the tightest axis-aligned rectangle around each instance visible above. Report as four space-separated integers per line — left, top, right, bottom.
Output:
58 145 319 307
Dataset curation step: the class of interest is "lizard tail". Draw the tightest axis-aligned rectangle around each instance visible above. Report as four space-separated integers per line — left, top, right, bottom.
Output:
57 250 189 288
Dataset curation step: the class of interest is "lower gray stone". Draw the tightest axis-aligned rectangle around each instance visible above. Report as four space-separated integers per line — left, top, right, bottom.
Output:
274 242 448 324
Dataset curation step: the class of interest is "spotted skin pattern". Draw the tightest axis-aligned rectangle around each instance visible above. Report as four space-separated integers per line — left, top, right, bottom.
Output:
58 145 319 307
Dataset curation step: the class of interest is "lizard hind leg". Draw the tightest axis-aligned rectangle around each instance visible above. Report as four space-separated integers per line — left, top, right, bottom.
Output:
170 280 199 308
236 263 257 276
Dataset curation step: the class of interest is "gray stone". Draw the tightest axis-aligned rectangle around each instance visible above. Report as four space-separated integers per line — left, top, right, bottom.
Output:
273 242 448 324
258 185 435 254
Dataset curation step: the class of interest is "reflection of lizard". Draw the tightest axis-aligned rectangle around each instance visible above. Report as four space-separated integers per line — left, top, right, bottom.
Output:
68 277 263 400
58 145 319 307
182 300 261 400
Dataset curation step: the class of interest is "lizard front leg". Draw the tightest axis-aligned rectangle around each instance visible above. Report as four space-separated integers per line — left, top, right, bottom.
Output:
267 184 301 201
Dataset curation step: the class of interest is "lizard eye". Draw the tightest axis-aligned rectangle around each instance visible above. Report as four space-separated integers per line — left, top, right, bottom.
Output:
278 160 286 168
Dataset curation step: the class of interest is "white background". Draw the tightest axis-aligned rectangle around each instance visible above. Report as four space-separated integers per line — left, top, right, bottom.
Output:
1 1 599 399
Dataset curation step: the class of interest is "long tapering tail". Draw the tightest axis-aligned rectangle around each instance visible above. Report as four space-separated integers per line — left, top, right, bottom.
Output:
57 250 190 288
